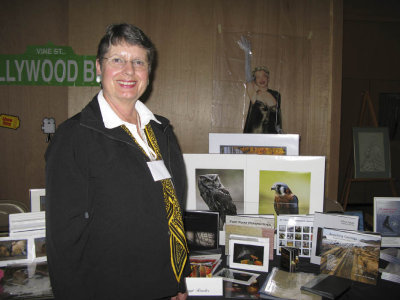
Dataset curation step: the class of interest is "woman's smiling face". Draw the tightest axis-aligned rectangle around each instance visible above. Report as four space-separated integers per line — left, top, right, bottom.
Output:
96 42 149 105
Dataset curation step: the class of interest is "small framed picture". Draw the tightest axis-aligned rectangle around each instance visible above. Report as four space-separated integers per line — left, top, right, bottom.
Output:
0 237 28 266
0 231 46 266
229 237 269 272
353 127 391 178
30 189 46 212
214 268 259 285
374 197 400 247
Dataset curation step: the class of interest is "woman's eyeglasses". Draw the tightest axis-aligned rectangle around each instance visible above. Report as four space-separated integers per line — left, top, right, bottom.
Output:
102 56 148 71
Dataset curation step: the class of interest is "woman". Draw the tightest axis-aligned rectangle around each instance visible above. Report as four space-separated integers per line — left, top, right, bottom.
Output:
45 24 190 300
238 36 282 134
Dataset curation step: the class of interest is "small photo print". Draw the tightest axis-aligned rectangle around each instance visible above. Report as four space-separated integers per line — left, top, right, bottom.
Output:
0 239 28 262
229 239 269 272
232 244 265 266
35 237 46 258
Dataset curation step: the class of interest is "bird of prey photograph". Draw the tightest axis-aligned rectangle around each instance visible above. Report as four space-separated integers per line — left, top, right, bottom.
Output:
196 169 243 229
258 170 311 216
271 182 299 215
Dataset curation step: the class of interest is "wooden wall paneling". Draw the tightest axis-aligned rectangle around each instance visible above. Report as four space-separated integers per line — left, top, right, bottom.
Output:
145 0 215 153
0 0 68 207
327 0 343 203
0 0 342 208
67 0 215 153
67 0 152 117
213 0 341 203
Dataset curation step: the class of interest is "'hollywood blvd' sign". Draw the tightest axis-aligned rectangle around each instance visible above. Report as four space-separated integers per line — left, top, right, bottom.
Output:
0 42 98 86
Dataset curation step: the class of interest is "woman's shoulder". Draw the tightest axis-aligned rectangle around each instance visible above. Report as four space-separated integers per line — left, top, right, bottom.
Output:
267 88 281 97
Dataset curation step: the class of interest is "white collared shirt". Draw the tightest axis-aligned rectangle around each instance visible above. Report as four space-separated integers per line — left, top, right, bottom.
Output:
97 90 161 160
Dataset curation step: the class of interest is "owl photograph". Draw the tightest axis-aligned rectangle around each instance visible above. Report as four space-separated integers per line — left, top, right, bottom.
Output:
196 169 244 229
258 170 311 216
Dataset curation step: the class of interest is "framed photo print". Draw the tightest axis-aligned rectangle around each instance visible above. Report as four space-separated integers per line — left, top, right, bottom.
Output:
184 154 246 230
353 127 391 178
374 197 400 247
246 155 325 216
209 133 300 156
229 236 269 272
0 237 28 266
184 154 325 219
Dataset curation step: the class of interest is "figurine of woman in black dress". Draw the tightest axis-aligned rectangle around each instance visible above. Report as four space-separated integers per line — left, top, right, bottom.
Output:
238 36 282 134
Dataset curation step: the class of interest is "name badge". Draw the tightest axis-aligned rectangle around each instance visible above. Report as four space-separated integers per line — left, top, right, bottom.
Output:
147 160 171 181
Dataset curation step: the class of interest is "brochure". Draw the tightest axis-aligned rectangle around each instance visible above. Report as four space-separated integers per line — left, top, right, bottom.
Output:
374 197 400 247
310 212 359 264
225 214 274 259
277 214 314 258
320 228 381 285
189 253 222 277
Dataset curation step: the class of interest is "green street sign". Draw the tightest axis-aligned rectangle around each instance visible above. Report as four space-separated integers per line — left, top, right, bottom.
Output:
0 42 98 86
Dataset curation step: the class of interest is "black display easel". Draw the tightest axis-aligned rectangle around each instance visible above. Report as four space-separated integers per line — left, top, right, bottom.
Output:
340 91 398 210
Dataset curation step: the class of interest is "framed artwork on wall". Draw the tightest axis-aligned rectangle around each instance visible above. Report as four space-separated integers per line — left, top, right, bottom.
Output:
353 127 391 179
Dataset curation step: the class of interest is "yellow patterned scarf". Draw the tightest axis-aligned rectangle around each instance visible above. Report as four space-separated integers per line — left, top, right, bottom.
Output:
120 124 188 282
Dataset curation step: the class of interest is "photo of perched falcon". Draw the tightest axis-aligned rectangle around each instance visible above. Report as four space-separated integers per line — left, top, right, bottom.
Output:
271 182 299 215
198 174 237 229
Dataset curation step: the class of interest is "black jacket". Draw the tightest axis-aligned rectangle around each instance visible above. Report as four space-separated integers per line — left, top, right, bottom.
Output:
45 95 190 300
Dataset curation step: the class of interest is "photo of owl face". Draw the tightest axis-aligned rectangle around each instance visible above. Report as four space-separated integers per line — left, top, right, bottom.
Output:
198 174 237 229
195 169 244 229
